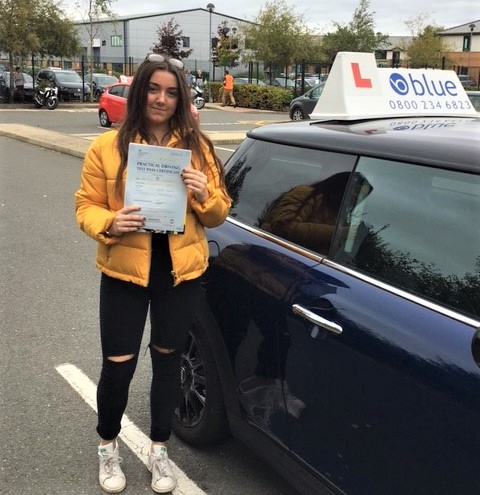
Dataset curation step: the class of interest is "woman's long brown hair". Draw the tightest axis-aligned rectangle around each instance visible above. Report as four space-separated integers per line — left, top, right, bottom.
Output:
115 56 227 196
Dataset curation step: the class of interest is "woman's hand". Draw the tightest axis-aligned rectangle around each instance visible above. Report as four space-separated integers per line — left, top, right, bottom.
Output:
108 205 145 235
182 167 209 204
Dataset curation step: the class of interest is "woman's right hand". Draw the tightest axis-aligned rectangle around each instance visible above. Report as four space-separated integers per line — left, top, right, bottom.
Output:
108 205 146 235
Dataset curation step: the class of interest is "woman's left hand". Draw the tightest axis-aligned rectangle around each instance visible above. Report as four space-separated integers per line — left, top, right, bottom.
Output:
182 167 209 204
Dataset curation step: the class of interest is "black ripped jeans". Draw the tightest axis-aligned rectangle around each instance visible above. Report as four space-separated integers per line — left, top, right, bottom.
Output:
96 234 201 442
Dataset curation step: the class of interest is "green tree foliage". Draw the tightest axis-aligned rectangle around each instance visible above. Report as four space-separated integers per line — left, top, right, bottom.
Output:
241 0 317 72
216 21 240 68
151 17 193 59
402 14 451 68
0 0 81 101
74 0 117 101
0 0 80 60
321 0 389 63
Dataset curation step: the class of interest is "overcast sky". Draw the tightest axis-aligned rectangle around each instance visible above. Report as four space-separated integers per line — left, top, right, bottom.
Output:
63 0 477 36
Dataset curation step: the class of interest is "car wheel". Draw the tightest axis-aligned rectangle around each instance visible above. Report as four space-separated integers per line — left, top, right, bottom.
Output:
290 107 306 121
95 89 102 101
173 316 230 446
99 109 112 127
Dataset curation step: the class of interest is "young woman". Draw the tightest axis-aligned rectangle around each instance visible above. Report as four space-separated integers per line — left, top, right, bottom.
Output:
75 54 231 494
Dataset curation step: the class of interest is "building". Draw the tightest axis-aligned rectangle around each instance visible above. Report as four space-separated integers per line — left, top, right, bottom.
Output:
375 36 412 68
72 8 253 80
439 20 480 82
374 20 479 84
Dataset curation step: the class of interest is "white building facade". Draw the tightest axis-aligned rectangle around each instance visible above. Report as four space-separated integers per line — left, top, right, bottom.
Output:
73 8 253 80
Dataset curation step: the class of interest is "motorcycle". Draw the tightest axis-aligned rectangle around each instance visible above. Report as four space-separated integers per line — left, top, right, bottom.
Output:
190 83 205 110
33 85 59 110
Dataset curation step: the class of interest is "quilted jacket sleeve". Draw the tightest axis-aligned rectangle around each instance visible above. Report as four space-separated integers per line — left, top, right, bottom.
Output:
75 132 122 244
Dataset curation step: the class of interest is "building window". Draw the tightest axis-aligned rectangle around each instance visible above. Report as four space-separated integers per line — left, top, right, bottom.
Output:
463 35 471 52
111 35 123 47
182 37 190 48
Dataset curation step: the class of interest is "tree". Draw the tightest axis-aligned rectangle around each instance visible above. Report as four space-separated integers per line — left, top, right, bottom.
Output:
74 0 117 101
402 14 451 68
321 0 389 64
215 21 240 69
151 17 193 59
241 0 317 81
0 0 81 102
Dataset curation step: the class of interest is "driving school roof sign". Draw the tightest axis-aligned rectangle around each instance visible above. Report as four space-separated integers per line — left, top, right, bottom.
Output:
310 51 477 120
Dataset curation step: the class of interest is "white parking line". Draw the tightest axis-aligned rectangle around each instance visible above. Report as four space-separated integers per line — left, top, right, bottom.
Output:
56 363 207 495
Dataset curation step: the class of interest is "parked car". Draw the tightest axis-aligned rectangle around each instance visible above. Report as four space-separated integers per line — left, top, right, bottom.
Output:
467 90 480 112
0 71 34 102
98 80 199 127
458 74 477 88
234 77 266 86
289 82 326 120
98 81 131 127
36 68 90 102
172 53 480 495
85 73 119 100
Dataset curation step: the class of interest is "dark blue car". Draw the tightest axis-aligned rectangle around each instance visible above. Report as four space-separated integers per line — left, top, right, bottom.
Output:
173 55 480 494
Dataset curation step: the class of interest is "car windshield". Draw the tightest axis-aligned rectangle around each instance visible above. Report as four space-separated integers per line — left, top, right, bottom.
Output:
55 71 83 83
96 75 118 84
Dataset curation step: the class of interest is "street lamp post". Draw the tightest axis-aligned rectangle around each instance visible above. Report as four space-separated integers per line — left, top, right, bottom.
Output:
207 3 215 103
468 23 475 77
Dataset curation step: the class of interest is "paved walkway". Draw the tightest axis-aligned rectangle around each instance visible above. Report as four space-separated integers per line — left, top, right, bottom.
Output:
0 102 277 157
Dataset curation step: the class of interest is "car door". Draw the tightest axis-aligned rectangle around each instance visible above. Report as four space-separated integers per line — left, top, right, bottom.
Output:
206 139 356 448
107 84 128 123
282 157 480 495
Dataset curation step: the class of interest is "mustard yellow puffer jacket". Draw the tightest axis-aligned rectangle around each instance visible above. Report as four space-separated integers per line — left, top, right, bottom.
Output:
75 130 231 287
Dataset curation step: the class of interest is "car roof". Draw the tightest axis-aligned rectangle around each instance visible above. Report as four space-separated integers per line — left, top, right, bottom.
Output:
246 116 480 173
268 52 479 172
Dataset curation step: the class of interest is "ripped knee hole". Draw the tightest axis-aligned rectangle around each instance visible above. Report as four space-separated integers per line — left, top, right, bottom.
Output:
107 354 135 363
151 345 176 354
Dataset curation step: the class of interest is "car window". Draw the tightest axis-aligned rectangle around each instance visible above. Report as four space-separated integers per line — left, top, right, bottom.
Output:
108 85 125 97
55 71 82 83
226 140 356 254
332 158 480 319
310 84 325 98
468 93 480 111
96 76 118 85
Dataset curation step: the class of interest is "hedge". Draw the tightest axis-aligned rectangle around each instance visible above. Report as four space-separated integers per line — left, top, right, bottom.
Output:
208 82 293 111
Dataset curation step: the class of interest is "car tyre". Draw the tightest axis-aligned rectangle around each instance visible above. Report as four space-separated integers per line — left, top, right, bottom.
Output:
99 109 112 127
173 316 230 446
95 89 103 101
290 107 306 121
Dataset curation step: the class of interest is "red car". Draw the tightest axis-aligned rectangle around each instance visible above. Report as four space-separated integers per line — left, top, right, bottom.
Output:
98 80 199 128
98 81 130 127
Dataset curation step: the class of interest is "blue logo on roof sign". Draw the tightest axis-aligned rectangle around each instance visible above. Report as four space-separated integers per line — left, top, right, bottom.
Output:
389 72 459 97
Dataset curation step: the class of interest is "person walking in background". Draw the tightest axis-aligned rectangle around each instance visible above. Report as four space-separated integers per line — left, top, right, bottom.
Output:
75 53 231 494
14 67 25 103
221 70 236 107
196 69 205 90
184 68 194 87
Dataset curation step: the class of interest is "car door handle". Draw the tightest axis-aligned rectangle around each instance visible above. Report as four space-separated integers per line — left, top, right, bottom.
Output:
291 303 343 335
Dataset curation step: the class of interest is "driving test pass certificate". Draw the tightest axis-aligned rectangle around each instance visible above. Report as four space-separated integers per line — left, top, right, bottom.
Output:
124 143 191 233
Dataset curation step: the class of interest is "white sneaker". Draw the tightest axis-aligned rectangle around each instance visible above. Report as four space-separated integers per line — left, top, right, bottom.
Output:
147 445 177 493
98 442 126 493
